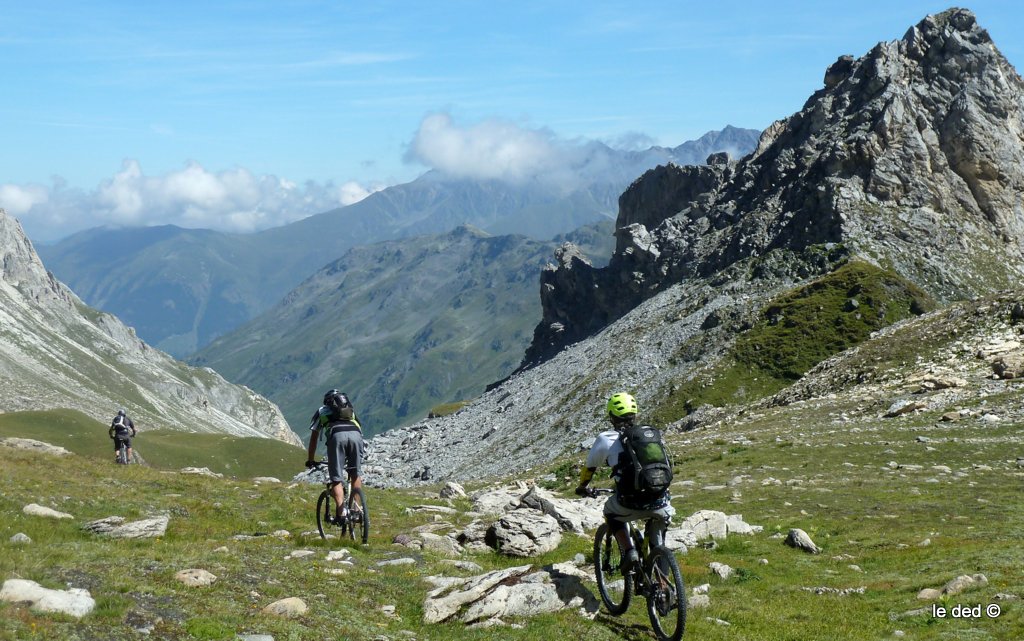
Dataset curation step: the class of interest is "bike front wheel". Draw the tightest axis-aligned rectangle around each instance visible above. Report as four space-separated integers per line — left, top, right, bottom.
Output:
646 545 686 641
316 490 333 540
594 523 632 615
346 487 369 544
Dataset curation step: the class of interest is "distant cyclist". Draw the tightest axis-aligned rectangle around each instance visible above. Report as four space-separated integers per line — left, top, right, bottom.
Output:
108 409 137 463
576 392 675 572
305 390 364 523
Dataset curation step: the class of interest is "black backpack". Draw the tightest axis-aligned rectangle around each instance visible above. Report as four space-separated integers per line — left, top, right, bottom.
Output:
326 392 354 422
615 425 674 506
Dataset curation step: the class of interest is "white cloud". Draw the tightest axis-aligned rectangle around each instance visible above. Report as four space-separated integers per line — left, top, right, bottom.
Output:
403 112 644 192
0 183 49 215
405 113 568 183
0 161 386 242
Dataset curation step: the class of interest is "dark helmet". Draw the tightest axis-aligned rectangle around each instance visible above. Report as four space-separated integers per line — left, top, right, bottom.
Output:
324 389 352 409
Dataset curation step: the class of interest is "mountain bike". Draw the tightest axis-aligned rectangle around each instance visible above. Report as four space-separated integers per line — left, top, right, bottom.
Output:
309 461 368 544
588 488 686 641
115 440 129 465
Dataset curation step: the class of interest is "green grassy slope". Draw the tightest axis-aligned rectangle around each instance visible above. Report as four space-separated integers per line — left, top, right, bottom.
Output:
0 410 303 480
651 260 936 424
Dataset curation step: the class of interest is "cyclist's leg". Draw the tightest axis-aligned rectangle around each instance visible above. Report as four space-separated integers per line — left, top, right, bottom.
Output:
646 504 677 585
603 494 639 569
325 431 346 519
343 432 363 492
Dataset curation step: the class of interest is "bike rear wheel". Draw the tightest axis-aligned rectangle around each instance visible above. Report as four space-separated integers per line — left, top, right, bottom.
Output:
316 490 333 540
594 523 632 615
346 487 369 544
646 545 686 641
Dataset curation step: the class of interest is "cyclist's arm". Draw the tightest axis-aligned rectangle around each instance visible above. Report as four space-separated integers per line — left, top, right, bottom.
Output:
307 435 319 462
576 466 596 489
576 433 612 495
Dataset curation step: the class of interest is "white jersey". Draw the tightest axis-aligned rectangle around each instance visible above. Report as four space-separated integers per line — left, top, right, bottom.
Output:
586 430 624 470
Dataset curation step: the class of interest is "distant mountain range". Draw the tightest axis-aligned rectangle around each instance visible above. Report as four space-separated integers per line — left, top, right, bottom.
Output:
38 126 761 358
189 222 615 435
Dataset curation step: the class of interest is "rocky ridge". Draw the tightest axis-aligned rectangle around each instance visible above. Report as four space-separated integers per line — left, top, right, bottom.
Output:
0 208 300 446
366 9 1024 487
525 8 1024 365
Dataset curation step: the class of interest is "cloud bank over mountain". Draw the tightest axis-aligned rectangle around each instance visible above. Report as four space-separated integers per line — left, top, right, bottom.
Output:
404 112 640 191
1 161 385 242
3 111 708 243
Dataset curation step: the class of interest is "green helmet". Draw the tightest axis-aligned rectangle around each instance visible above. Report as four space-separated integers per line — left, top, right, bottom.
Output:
607 392 638 418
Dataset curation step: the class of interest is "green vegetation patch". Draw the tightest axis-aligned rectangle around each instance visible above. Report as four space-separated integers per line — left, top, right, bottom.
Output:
0 409 303 480
653 260 935 424
427 401 469 418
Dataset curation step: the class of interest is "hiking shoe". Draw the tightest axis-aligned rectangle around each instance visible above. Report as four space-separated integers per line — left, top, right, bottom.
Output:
621 548 639 575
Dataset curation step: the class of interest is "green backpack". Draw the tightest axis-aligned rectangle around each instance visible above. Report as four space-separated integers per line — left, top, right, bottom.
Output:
615 425 673 506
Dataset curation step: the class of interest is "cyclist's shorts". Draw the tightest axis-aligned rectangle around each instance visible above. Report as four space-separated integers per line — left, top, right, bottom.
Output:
326 430 363 482
113 437 132 451
604 492 674 526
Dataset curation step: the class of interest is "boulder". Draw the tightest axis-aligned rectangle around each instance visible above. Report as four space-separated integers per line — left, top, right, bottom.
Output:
424 565 534 623
885 400 928 417
0 579 95 618
456 520 493 553
423 563 599 625
180 467 224 478
471 486 523 514
82 515 169 539
992 353 1024 379
678 510 728 540
942 574 988 596
0 437 72 456
784 528 821 554
519 486 604 533
709 562 734 580
262 597 307 617
663 528 698 553
22 503 73 520
489 510 562 557
174 569 217 587
440 482 467 499
418 532 464 557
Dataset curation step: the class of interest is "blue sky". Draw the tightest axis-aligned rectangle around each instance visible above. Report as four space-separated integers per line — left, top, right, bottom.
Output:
2 1 1021 241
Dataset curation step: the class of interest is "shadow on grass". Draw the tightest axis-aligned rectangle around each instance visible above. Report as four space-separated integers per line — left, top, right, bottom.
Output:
593 611 662 641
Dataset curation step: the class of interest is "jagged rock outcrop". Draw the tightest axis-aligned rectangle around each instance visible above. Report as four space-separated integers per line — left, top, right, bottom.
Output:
0 208 300 447
524 8 1024 366
366 9 1024 486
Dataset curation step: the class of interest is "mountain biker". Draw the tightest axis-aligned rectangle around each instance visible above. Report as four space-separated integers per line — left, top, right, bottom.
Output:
575 392 675 572
305 390 364 523
108 409 137 463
